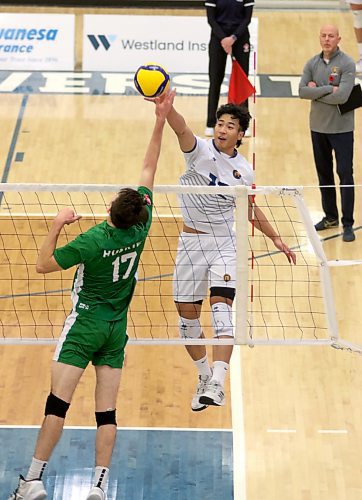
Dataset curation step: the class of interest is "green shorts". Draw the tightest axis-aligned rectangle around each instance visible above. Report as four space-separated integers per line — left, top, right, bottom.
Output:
54 311 128 369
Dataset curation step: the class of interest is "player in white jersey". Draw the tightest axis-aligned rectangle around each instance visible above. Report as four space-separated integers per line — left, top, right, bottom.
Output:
166 97 296 410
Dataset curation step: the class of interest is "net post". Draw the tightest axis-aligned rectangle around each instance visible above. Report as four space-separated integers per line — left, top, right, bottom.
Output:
235 185 249 345
293 190 339 342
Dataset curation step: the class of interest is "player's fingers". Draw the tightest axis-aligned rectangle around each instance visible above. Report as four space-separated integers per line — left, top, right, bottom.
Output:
284 247 296 265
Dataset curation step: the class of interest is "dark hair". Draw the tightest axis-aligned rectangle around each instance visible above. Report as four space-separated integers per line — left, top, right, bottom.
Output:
109 188 149 229
216 103 251 147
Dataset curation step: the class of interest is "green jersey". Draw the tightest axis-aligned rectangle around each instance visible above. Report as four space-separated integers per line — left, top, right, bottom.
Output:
54 186 152 320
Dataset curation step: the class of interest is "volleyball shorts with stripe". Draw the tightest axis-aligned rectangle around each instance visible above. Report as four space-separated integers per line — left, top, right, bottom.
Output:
53 311 128 369
173 232 236 303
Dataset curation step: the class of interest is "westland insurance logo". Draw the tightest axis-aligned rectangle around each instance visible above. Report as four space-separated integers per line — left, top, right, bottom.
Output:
87 34 117 50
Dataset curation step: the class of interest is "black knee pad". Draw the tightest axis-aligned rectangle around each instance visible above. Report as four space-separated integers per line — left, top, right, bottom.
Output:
210 286 235 301
174 299 203 306
44 392 70 419
95 409 117 427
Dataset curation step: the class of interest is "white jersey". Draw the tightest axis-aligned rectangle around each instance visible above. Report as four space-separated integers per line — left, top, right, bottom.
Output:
179 137 254 236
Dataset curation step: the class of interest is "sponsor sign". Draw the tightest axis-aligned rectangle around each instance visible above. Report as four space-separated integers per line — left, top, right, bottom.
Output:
83 15 258 74
0 70 311 97
0 13 75 70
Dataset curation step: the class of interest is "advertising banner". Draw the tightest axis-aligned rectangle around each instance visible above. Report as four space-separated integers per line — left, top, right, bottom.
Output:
83 15 258 74
0 13 75 70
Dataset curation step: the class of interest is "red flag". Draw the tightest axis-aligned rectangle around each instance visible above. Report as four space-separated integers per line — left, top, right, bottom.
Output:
228 59 255 105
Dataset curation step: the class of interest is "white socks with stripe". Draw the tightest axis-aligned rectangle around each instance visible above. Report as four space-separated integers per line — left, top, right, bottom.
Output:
194 354 212 377
94 466 109 490
26 457 48 480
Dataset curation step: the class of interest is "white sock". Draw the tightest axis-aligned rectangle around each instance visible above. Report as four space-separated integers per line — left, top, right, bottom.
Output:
194 354 212 377
26 457 47 480
358 43 362 60
94 466 109 490
211 361 229 386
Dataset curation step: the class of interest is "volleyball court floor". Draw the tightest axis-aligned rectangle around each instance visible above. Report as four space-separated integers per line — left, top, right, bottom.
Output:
1 13 362 498
0 85 238 499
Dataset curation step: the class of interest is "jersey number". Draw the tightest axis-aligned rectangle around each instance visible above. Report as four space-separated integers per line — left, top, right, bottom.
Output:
209 173 228 199
112 252 137 282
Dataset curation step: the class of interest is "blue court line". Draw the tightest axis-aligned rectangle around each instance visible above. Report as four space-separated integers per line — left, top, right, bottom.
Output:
0 94 28 199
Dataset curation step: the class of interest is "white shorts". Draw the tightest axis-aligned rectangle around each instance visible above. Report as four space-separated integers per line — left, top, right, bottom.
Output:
346 0 362 5
173 232 236 303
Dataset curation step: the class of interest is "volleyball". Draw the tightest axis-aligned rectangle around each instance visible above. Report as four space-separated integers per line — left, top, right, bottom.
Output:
134 63 170 98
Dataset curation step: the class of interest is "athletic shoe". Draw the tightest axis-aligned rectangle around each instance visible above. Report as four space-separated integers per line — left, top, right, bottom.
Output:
8 475 47 500
199 381 225 407
314 217 338 231
86 486 105 500
342 226 355 242
244 128 252 138
191 374 212 412
356 59 362 74
204 127 214 137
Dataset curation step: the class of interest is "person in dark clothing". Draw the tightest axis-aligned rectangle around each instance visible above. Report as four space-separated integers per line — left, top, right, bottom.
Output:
205 0 254 136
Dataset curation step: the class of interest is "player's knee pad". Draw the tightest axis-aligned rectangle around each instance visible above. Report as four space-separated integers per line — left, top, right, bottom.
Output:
95 409 117 427
179 317 202 339
44 392 70 419
210 286 235 301
211 302 234 338
352 9 362 29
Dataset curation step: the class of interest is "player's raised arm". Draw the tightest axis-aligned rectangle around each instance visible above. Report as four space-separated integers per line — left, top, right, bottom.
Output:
165 93 197 153
139 89 175 190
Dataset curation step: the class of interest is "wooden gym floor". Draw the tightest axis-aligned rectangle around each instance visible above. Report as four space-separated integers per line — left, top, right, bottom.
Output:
0 5 361 499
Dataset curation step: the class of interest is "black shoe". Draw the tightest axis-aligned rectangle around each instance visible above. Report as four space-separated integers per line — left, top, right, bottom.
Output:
342 226 355 242
314 217 339 231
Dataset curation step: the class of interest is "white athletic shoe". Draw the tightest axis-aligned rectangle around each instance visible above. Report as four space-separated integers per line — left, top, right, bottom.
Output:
86 486 106 500
199 381 225 407
204 127 214 137
191 374 212 412
8 475 47 500
244 128 252 138
356 59 362 74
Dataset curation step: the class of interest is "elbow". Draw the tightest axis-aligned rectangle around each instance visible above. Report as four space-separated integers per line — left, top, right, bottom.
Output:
36 263 47 274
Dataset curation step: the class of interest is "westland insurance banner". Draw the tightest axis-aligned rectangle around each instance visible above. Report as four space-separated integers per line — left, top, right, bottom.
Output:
0 13 75 70
83 15 258 74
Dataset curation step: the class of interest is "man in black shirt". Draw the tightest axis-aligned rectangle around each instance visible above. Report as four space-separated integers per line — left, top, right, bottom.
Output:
205 0 254 136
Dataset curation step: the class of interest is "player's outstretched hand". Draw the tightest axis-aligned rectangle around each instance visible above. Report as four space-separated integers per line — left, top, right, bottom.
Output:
272 237 297 264
54 207 82 227
154 89 176 119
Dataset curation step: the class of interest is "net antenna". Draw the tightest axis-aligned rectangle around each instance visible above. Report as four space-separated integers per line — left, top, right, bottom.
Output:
0 183 361 353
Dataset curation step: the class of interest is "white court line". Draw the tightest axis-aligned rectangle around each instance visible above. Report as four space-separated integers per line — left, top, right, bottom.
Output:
230 345 247 500
318 429 348 434
0 424 232 432
266 428 348 434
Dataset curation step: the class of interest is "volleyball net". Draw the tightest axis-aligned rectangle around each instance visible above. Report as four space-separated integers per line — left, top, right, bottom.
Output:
0 183 360 352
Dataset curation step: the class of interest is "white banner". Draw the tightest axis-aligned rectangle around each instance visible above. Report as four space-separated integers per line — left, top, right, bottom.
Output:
0 13 75 70
83 15 258 74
